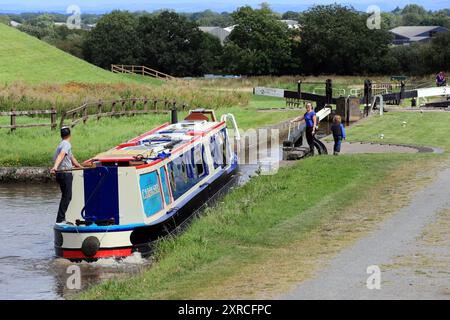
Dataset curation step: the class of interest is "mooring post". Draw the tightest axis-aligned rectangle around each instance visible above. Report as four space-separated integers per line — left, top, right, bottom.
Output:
171 105 178 124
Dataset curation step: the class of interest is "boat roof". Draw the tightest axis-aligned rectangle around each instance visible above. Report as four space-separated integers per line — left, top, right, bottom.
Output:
90 117 225 167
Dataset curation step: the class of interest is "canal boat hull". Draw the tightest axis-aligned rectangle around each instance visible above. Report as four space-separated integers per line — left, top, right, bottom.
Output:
53 110 240 261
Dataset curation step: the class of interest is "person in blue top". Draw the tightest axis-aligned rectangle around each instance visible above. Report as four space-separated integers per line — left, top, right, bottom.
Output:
436 71 446 87
330 115 346 155
291 102 317 155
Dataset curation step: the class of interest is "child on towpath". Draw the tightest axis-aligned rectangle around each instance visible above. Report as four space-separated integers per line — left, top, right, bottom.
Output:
331 115 346 156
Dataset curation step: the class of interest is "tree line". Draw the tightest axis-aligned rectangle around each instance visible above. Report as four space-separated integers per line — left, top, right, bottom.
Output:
2 4 449 76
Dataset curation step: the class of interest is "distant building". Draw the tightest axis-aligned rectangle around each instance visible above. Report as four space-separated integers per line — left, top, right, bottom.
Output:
9 20 21 28
389 26 450 45
199 26 230 45
279 19 301 29
200 20 300 46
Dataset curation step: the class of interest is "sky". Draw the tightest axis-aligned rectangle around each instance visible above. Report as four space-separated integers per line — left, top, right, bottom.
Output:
0 0 448 14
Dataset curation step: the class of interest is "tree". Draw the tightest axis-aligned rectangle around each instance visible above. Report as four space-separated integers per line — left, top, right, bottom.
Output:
18 14 56 39
298 4 393 75
282 11 300 21
0 15 11 25
83 11 139 69
137 11 220 76
223 5 296 75
423 33 450 73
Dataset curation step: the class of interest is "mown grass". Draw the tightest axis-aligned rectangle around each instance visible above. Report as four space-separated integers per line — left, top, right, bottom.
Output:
346 112 450 151
0 97 299 167
0 24 161 86
78 152 435 299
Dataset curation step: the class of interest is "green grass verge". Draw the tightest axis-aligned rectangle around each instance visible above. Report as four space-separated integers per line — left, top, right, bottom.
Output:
346 112 450 151
77 109 450 299
78 152 433 299
0 24 162 85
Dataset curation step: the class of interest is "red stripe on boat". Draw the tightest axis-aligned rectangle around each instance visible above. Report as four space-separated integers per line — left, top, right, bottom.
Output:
62 248 132 259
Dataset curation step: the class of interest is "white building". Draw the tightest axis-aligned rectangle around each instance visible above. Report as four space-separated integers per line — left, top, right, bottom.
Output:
200 20 300 45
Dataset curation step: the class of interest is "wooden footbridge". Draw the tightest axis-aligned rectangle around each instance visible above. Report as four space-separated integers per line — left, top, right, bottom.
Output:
111 64 176 80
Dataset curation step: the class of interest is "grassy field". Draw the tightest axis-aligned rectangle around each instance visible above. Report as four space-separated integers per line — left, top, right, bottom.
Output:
78 110 450 299
346 112 450 151
0 24 161 85
0 96 298 167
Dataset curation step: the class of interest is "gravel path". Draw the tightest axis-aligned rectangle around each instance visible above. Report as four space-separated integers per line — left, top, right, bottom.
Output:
282 165 450 300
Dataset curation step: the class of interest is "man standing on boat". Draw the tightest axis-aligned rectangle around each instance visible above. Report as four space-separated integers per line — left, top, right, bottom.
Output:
291 102 318 155
50 127 82 224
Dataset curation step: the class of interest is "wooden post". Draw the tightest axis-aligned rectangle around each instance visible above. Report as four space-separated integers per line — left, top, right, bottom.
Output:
60 111 66 128
10 108 16 133
131 98 137 116
143 98 148 113
97 101 103 121
51 107 57 130
111 101 116 117
83 105 88 124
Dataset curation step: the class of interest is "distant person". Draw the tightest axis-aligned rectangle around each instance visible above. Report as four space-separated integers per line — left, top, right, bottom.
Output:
51 127 82 224
436 71 446 87
331 115 346 156
291 102 317 155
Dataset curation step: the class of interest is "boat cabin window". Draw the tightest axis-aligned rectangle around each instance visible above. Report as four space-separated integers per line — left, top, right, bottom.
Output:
210 129 230 169
167 145 208 200
159 166 172 206
139 171 164 217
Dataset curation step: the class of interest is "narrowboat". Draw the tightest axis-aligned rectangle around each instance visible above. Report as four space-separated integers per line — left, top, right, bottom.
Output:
54 109 240 260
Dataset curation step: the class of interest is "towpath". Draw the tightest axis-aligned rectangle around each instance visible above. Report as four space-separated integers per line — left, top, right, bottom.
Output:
282 164 450 299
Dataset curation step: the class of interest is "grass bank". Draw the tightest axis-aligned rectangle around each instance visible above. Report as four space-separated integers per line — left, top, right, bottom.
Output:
78 110 449 300
79 152 443 299
346 112 450 151
0 24 159 85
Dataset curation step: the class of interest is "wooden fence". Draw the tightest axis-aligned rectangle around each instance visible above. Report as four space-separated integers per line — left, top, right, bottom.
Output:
60 98 183 128
111 64 176 80
0 109 57 133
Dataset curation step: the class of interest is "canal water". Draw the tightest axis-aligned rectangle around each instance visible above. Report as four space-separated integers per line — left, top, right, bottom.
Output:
0 183 153 299
0 166 259 300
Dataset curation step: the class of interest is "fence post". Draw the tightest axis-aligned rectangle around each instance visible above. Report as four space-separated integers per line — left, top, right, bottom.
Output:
97 101 103 121
60 111 66 128
10 108 16 133
51 107 57 130
143 98 148 113
83 105 88 124
111 101 116 117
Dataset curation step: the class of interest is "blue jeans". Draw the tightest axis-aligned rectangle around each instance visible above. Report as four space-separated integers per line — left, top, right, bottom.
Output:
334 137 342 153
